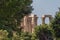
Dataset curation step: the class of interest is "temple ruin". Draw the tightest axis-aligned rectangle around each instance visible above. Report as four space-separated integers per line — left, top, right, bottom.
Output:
21 14 53 33
42 15 53 24
21 14 38 33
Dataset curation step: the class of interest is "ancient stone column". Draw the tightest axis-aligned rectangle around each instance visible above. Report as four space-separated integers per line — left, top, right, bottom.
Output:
24 15 29 32
27 17 32 33
49 15 53 22
42 15 45 24
31 14 38 33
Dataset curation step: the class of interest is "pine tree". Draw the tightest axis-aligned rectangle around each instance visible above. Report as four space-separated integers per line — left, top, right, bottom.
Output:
51 8 60 38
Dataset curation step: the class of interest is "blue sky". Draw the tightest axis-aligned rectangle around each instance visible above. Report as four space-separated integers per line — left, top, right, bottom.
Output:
32 0 60 25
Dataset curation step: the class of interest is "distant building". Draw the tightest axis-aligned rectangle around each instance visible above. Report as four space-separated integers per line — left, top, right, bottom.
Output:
41 15 53 24
20 14 53 33
21 14 38 33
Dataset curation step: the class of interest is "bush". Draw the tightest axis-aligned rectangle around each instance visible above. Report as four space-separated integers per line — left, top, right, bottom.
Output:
34 24 54 40
0 30 9 40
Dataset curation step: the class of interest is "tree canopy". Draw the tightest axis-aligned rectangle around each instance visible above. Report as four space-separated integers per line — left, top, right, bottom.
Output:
50 10 60 38
34 24 54 40
0 0 33 38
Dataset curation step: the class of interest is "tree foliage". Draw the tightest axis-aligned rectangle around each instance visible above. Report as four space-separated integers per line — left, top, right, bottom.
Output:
20 32 32 40
50 11 60 38
0 30 9 40
0 0 33 38
34 24 53 40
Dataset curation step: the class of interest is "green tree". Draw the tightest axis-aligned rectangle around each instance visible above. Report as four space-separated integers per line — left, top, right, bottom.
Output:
50 9 60 38
0 0 33 38
34 24 53 40
19 32 32 40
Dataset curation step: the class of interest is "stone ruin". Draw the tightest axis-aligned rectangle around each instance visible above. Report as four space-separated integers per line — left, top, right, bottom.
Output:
21 14 38 33
42 15 53 24
21 14 53 33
